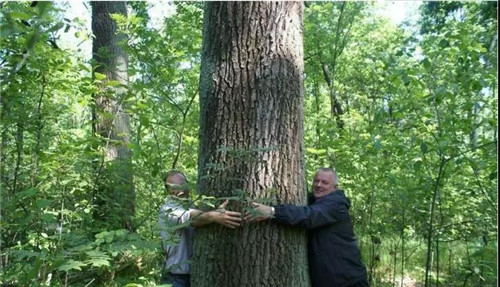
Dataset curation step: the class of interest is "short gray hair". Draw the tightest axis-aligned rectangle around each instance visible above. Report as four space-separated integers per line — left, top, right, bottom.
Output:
315 168 339 186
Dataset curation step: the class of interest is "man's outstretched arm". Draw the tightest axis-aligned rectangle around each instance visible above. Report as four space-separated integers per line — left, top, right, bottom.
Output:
190 199 242 229
247 200 341 229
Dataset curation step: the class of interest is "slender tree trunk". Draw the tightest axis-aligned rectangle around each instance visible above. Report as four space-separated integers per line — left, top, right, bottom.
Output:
13 121 24 195
319 1 359 129
367 185 376 285
392 241 397 287
448 245 452 279
32 74 46 187
193 2 308 286
435 190 445 287
400 208 406 287
462 242 472 287
321 61 343 129
469 102 479 150
313 81 322 148
91 1 134 230
436 238 440 286
0 89 5 273
171 92 197 169
478 252 485 287
424 159 445 287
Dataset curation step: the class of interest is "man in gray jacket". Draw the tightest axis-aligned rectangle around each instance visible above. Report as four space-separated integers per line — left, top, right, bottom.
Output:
159 170 242 287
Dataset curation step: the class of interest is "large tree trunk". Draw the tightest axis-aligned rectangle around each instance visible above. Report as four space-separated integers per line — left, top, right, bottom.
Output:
91 1 134 230
192 2 309 286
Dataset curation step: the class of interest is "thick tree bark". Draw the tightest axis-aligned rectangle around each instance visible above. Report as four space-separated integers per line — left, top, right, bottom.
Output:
193 2 308 286
91 1 134 230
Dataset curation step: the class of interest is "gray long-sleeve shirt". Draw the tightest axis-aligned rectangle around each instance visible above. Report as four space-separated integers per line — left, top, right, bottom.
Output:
158 197 195 274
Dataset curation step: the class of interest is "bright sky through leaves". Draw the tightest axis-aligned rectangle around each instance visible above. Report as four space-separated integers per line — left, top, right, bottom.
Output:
58 0 420 60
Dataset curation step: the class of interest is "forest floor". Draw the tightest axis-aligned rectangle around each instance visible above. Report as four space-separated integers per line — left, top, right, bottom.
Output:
381 276 418 287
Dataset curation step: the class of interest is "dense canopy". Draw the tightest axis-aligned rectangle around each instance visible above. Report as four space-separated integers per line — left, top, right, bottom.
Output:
0 1 497 286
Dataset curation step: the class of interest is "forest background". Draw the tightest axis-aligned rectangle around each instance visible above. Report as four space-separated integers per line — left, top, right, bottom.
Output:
0 1 497 286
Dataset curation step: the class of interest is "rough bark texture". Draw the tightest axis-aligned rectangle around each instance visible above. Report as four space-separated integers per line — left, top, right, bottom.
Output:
193 2 308 286
91 1 134 230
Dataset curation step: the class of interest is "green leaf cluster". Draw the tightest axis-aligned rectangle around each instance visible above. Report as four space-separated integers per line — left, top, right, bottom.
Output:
0 1 496 286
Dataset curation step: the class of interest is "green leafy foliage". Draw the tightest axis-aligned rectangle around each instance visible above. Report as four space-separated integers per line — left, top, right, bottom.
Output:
303 1 496 286
0 1 496 286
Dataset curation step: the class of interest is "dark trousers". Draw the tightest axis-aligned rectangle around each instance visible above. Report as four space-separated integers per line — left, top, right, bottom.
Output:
349 279 369 287
161 272 190 287
312 279 369 287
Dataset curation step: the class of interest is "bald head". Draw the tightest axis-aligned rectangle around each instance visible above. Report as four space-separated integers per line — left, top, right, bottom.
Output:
164 170 189 197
